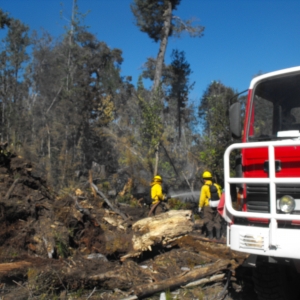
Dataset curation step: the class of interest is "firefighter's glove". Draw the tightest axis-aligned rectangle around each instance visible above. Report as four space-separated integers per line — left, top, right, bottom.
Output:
198 207 202 213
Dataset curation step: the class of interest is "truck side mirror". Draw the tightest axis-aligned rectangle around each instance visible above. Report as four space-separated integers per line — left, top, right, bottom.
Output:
229 102 241 138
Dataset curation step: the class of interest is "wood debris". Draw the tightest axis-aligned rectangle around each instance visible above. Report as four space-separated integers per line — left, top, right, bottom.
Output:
0 150 256 299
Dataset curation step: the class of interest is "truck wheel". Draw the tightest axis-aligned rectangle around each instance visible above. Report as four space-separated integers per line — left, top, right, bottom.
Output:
253 263 300 300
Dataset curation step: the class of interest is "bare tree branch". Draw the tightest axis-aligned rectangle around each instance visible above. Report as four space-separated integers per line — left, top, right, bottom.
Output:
172 16 205 38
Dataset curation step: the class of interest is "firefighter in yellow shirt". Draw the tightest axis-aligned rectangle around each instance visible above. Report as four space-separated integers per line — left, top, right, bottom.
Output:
148 175 167 216
198 171 222 240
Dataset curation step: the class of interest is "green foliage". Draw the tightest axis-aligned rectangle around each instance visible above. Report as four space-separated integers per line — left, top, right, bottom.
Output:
198 81 237 184
131 0 181 42
0 9 11 29
101 181 111 193
70 288 84 298
0 147 12 158
168 198 188 210
138 84 164 148
0 15 30 154
3 3 125 188
166 49 194 142
131 0 204 42
0 2 238 196
54 233 69 258
129 198 140 207
165 289 172 300
10 250 19 258
159 161 174 176
117 193 132 204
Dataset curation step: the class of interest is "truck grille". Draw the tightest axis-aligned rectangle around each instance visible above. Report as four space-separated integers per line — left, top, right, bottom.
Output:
246 184 300 213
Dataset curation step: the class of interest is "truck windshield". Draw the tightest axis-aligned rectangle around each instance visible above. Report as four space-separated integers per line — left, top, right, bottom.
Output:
248 72 300 141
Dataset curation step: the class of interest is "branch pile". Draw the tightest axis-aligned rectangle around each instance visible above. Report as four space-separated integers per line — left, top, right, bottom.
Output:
0 149 251 299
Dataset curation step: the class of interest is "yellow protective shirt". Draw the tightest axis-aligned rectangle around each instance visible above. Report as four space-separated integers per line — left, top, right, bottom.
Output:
151 182 165 204
198 180 222 208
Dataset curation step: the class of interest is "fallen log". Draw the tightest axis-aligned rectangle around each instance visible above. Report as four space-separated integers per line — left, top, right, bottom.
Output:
121 210 194 261
132 259 232 298
183 273 225 287
0 261 32 274
120 296 138 300
132 210 194 248
0 257 63 276
88 260 153 290
188 233 227 244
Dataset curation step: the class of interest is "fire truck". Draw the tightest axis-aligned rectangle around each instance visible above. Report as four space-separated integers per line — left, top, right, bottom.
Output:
224 66 300 300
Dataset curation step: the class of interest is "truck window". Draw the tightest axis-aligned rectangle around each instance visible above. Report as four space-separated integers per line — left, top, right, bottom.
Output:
251 96 273 138
247 72 300 140
290 107 300 125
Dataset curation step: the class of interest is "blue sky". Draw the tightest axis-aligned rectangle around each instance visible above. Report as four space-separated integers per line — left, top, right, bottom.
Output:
1 0 300 106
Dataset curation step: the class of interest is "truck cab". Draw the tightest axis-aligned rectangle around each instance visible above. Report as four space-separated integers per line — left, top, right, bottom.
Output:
224 66 300 299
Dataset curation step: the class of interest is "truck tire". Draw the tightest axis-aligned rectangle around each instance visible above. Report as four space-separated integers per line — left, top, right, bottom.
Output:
253 262 300 300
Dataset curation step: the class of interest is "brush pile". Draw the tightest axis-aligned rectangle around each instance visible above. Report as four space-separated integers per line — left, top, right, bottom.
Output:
0 145 257 299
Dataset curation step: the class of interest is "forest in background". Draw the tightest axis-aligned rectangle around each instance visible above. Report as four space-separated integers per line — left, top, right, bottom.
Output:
0 0 246 196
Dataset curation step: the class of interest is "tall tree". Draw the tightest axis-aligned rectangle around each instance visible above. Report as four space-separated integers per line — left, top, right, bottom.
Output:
167 49 194 142
0 16 30 145
28 3 124 187
131 0 204 93
198 81 236 184
131 0 204 176
137 76 164 175
139 51 198 186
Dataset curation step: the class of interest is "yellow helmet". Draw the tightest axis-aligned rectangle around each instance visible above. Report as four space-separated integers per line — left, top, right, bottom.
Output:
202 171 212 179
153 175 162 182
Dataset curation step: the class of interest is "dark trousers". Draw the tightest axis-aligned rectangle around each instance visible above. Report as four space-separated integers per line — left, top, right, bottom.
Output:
148 202 168 216
203 206 222 232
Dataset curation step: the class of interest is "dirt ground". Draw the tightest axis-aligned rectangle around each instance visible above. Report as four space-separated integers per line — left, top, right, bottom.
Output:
0 148 258 299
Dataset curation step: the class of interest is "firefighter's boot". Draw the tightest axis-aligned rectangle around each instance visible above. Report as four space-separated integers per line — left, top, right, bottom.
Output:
207 231 213 239
216 229 221 240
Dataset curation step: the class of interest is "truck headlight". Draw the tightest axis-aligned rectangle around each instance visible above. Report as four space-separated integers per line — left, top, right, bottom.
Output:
279 195 295 213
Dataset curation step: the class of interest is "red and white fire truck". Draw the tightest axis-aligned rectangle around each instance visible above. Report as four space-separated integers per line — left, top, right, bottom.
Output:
224 66 300 300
